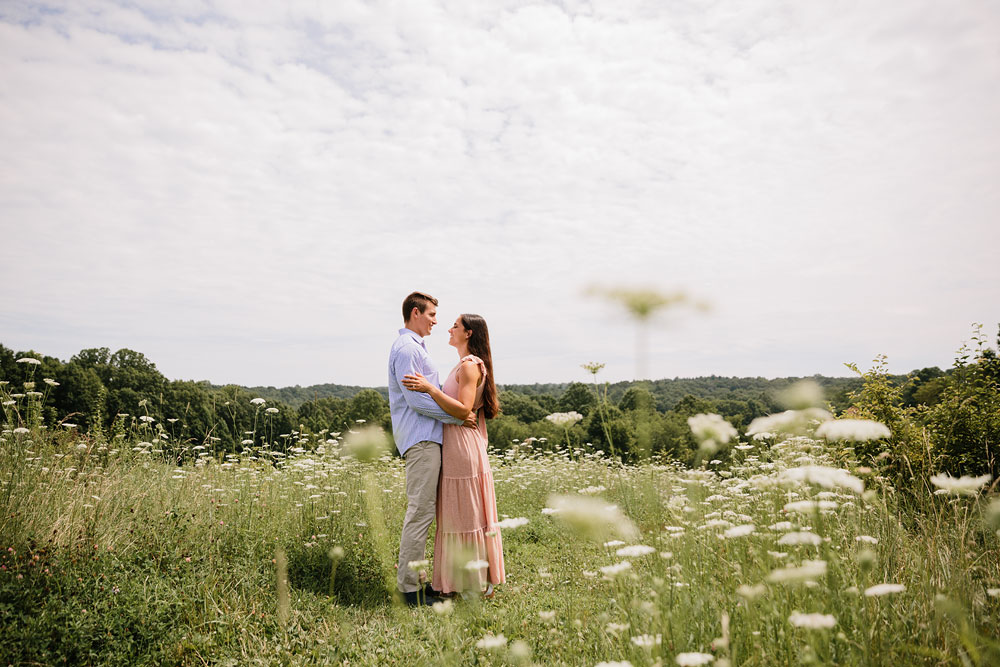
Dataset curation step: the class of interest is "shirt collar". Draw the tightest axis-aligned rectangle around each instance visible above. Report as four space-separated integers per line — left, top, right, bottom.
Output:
399 327 426 348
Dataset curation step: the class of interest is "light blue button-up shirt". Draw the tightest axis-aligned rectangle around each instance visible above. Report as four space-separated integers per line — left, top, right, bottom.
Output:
388 328 463 456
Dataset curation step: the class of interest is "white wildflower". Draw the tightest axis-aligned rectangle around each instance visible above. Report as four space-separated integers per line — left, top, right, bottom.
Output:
630 634 662 649
747 408 832 436
250 397 266 405
736 584 767 600
784 500 839 513
864 583 905 597
265 407 279 414
547 494 639 541
675 653 715 666
815 419 890 442
546 411 583 426
476 634 506 650
496 517 529 530
788 611 836 629
855 535 879 544
599 561 632 579
432 599 454 615
687 413 737 452
767 560 828 584
769 521 795 531
723 524 756 538
464 559 489 571
615 545 656 558
778 532 823 546
779 465 865 494
929 473 992 496
16 357 41 365
595 662 633 667
538 610 556 622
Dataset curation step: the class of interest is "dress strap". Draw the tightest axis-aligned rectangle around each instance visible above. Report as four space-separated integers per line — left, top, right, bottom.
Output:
459 354 487 378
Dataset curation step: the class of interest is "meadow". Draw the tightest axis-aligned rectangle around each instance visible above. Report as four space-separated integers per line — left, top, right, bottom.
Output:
2 381 999 666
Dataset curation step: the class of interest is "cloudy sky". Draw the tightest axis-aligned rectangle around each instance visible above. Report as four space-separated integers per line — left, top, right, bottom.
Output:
1 1 998 388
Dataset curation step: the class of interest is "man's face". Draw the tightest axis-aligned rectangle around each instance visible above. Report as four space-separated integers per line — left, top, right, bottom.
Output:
409 304 437 337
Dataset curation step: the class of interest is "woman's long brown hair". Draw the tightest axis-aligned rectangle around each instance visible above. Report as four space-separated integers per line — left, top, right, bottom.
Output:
460 313 500 419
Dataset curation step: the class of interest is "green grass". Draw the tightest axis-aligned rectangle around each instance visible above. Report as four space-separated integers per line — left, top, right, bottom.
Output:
1 424 998 666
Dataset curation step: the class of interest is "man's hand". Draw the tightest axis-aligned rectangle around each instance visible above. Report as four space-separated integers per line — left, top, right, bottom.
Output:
462 412 478 429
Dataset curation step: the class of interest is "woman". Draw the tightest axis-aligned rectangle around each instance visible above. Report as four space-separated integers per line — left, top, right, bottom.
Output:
401 313 505 597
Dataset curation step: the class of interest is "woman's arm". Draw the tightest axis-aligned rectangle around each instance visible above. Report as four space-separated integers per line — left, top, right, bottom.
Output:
402 362 482 421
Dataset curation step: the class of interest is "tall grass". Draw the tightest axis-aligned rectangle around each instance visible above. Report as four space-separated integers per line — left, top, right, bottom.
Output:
1 413 998 665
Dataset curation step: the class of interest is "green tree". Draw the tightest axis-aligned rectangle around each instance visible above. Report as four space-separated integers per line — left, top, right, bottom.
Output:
558 382 597 416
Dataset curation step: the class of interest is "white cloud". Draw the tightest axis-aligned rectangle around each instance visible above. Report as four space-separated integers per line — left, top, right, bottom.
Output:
1 0 998 386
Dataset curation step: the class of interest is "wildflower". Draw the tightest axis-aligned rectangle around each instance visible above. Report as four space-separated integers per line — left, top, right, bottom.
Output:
815 419 890 442
250 398 266 405
767 559 827 583
546 411 583 426
265 407 279 414
777 380 825 410
496 517 529 529
579 485 607 494
987 588 1000 598
599 561 632 579
864 583 905 596
929 473 992 496
432 599 454 615
546 494 639 541
510 640 531 660
687 413 737 454
630 634 662 649
538 610 556 622
139 416 155 423
675 653 715 666
855 535 879 544
604 540 626 547
595 662 632 667
605 622 630 635
769 521 795 531
615 545 656 557
779 465 865 494
784 500 838 513
344 426 389 462
43 378 59 386
13 427 29 435
16 357 41 365
723 524 755 538
747 408 832 436
476 634 507 650
777 532 822 546
464 559 489 571
788 611 836 629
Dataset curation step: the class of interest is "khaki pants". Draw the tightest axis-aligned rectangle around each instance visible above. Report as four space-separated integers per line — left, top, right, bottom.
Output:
396 440 441 593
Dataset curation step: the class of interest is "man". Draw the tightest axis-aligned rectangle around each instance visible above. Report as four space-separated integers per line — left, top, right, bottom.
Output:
388 291 475 607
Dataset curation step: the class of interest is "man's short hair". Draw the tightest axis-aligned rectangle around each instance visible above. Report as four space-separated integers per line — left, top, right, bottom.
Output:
402 291 438 322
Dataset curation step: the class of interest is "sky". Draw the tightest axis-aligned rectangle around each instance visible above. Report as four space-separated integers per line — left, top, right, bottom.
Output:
1 0 998 388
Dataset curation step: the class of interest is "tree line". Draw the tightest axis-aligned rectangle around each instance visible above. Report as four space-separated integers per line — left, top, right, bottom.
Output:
3 326 998 481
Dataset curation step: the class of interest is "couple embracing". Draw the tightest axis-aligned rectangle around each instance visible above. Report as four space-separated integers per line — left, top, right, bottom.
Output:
388 291 506 607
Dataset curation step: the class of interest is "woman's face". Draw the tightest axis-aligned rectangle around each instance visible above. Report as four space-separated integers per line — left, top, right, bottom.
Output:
448 318 469 348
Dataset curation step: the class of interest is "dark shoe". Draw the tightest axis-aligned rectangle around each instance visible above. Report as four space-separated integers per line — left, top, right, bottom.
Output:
424 583 455 599
402 590 444 607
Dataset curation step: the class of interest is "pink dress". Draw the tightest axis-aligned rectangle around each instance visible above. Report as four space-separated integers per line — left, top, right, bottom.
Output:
432 355 506 594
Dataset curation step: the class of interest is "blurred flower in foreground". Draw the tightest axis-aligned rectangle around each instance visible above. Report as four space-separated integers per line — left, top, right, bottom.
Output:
929 473 992 496
344 426 389 462
767 559 828 583
546 411 583 426
815 419 891 442
476 634 507 650
778 465 865 494
496 517 529 529
864 583 905 597
547 494 639 541
595 662 633 667
747 409 832 437
777 380 825 410
675 653 715 666
788 611 836 629
687 413 737 456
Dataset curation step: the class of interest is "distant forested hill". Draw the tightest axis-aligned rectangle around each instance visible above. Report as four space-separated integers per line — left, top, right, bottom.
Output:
229 375 877 412
216 383 388 408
